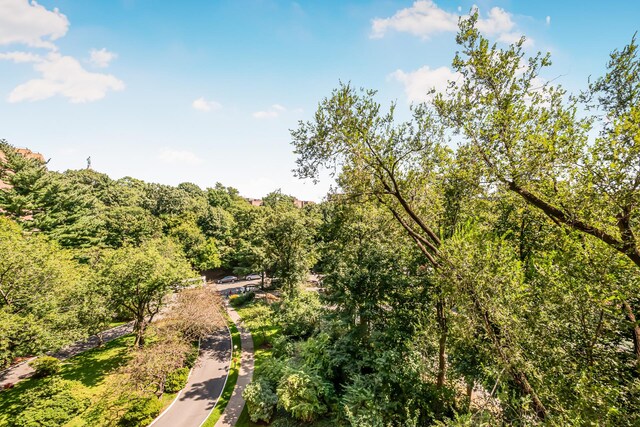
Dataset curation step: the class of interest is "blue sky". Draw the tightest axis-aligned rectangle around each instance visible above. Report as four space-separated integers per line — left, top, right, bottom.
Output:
1 1 639 201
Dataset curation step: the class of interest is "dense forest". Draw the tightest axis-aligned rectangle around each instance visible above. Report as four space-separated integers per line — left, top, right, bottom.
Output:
2 16 640 426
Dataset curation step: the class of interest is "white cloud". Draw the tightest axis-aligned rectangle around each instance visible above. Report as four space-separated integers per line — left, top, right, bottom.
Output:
192 97 222 112
0 2 124 103
253 104 288 119
546 16 551 26
5 52 125 103
371 0 457 40
0 50 41 63
390 65 460 103
0 0 69 49
158 148 203 165
89 48 117 68
475 6 514 35
371 1 533 46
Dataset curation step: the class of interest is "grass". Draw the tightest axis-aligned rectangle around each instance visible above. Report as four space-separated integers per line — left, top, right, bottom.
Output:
0 334 134 427
234 300 280 427
201 315 242 427
107 320 128 329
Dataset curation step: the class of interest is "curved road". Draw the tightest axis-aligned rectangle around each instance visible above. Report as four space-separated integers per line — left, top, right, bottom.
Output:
150 329 232 427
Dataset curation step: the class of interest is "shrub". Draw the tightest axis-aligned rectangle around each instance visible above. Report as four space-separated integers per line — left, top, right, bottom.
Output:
230 291 255 308
184 346 199 369
14 379 89 427
276 370 332 422
118 397 162 427
276 292 321 339
29 356 62 378
243 379 278 422
164 367 190 393
258 357 287 386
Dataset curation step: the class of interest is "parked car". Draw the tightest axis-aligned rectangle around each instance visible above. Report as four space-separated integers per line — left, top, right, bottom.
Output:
217 276 237 284
245 273 261 281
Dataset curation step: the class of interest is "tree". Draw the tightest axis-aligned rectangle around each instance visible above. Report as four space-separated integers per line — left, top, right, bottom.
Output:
262 191 318 296
0 217 86 367
291 80 464 391
98 238 193 346
161 287 225 341
434 14 640 372
102 206 162 248
122 333 191 397
168 220 221 271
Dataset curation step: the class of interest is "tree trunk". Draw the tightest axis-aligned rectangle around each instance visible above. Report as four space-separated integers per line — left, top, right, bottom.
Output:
134 316 146 347
623 301 640 372
466 379 474 411
436 298 447 388
472 293 547 420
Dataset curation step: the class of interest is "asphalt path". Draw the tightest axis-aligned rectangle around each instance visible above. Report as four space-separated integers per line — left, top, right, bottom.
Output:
150 329 232 427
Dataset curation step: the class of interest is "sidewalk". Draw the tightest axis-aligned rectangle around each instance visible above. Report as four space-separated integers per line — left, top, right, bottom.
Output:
0 322 134 388
214 305 254 427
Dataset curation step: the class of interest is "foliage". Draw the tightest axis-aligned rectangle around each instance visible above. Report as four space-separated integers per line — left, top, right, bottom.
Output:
184 345 199 369
262 190 318 296
243 378 278 422
275 291 322 339
13 378 89 427
276 369 332 422
117 396 162 427
102 206 162 248
169 220 221 270
164 367 190 393
29 356 62 378
0 217 86 368
98 238 193 345
230 291 255 308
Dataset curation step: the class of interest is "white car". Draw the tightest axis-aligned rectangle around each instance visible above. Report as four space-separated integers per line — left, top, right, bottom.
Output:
245 273 261 281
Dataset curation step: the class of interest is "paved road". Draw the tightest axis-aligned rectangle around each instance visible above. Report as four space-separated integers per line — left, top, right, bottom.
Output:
150 329 232 427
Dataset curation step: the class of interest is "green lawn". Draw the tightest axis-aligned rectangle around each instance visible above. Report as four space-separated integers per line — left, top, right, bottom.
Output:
201 315 242 427
0 334 135 426
0 334 183 427
234 301 280 427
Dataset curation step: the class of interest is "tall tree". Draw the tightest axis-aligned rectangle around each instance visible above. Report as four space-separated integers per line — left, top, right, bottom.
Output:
435 14 640 371
98 238 193 346
0 217 86 367
262 191 318 296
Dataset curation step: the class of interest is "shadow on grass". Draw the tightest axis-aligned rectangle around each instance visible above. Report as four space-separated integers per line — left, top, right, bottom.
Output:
60 334 134 387
0 334 134 425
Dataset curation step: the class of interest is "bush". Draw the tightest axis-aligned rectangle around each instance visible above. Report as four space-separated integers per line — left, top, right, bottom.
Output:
230 291 255 307
184 346 199 369
164 367 190 393
14 379 89 427
29 356 62 378
277 370 332 422
118 397 162 427
243 379 278 422
276 292 321 339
